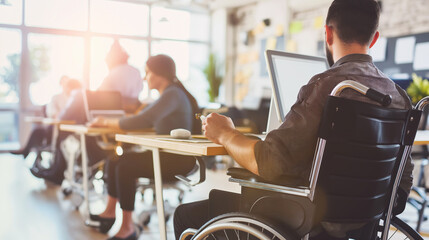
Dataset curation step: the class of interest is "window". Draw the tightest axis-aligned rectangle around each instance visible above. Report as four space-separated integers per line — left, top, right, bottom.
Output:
28 33 84 105
151 7 209 41
152 40 209 106
25 0 88 31
0 28 21 148
0 28 21 104
1 1 211 150
0 111 19 149
0 0 22 25
89 37 148 90
90 0 149 36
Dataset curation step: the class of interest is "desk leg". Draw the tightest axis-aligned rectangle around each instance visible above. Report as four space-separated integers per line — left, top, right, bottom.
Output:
50 124 59 161
152 148 167 240
80 133 97 226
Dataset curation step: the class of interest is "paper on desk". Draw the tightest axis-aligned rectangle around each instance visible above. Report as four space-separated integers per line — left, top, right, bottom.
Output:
395 36 416 64
156 137 212 143
413 42 429 70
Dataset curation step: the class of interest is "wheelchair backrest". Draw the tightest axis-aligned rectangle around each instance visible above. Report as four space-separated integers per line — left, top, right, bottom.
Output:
314 96 421 223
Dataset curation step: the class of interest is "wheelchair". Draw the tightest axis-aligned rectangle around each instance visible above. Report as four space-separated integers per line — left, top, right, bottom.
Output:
180 80 428 240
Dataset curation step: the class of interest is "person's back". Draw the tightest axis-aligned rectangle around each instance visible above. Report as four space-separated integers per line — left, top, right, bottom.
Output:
119 84 193 134
98 63 142 101
260 54 412 186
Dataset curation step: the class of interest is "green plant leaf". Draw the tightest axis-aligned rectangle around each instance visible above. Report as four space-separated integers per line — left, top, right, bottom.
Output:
407 73 429 103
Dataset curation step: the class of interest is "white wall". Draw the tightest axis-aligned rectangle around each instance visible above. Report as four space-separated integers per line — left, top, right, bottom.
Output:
226 0 290 109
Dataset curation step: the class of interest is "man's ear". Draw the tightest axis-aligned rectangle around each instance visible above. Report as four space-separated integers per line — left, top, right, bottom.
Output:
325 25 334 46
369 31 380 49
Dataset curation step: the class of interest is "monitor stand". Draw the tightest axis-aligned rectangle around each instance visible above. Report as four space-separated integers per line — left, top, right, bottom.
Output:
264 96 283 134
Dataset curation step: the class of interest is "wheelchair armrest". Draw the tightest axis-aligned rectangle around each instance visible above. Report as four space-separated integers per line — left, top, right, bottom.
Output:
227 167 266 182
175 156 206 187
227 167 310 197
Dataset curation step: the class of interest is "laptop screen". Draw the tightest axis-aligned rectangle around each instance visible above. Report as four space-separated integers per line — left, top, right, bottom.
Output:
83 90 125 121
265 50 328 127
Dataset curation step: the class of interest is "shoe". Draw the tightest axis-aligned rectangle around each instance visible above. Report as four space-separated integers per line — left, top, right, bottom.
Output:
107 232 136 240
30 167 63 185
10 149 29 159
90 214 116 234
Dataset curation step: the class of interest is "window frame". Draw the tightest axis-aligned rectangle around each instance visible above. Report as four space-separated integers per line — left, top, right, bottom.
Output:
0 0 211 150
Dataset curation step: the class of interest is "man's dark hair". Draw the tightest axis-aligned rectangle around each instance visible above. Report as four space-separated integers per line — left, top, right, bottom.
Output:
326 0 380 46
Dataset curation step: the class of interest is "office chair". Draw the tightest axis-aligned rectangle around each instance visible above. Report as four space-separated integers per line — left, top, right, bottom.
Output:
180 80 426 240
62 90 124 208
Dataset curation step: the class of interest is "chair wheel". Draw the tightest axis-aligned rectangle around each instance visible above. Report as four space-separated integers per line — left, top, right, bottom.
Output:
178 192 184 203
143 215 151 226
71 191 84 209
62 187 72 196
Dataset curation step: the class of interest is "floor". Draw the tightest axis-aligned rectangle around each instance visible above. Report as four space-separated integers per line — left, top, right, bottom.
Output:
1 152 429 240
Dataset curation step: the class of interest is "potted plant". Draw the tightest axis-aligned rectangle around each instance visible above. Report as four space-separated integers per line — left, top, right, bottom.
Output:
204 53 223 102
407 73 429 104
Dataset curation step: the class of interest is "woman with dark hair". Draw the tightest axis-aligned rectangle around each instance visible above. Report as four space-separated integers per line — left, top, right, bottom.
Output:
89 54 200 240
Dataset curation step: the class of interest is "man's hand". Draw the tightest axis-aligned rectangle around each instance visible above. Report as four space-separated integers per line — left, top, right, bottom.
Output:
203 113 237 145
203 112 260 175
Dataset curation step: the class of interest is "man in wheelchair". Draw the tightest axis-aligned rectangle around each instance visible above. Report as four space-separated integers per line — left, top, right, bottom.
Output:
174 0 417 239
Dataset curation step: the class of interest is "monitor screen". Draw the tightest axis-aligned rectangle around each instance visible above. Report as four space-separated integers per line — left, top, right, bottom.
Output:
266 50 328 123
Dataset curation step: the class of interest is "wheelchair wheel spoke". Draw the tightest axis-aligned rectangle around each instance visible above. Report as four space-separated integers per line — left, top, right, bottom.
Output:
223 229 230 240
388 228 398 240
234 229 240 239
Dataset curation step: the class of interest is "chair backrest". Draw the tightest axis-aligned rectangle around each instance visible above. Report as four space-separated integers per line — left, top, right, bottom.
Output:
83 90 124 122
314 96 421 224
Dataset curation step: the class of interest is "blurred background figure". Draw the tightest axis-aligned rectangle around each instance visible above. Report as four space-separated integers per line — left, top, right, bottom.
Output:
10 77 82 159
30 40 143 184
100 39 143 112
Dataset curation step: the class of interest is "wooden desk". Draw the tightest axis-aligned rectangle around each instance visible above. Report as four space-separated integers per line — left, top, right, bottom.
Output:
115 134 226 240
59 124 153 226
414 130 429 145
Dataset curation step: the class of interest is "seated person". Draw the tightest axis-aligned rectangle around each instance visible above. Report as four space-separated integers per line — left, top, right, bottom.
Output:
88 54 200 240
10 76 82 158
173 1 414 239
30 41 143 183
60 40 143 124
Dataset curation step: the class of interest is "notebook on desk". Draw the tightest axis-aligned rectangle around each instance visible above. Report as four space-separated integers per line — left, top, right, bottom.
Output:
263 50 328 136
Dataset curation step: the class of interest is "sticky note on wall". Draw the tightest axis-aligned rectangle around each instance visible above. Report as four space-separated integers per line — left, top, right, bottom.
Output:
289 21 303 34
313 16 324 29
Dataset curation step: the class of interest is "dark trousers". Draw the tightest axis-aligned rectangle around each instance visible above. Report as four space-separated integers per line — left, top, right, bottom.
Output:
173 190 241 240
106 151 196 211
173 190 379 240
23 125 53 153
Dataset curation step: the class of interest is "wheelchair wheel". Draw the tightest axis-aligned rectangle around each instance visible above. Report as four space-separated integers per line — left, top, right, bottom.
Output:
188 212 298 240
388 216 423 240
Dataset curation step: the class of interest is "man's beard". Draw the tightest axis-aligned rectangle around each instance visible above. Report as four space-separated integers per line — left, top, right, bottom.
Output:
325 43 334 67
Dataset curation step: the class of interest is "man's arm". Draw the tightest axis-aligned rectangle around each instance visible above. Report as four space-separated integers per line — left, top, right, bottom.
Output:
203 113 260 175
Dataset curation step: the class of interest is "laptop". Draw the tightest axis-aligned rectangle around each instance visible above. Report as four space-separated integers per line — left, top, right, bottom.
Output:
263 50 328 136
83 90 126 122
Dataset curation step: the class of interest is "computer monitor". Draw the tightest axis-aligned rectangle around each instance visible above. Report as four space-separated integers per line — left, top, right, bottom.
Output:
265 50 328 132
